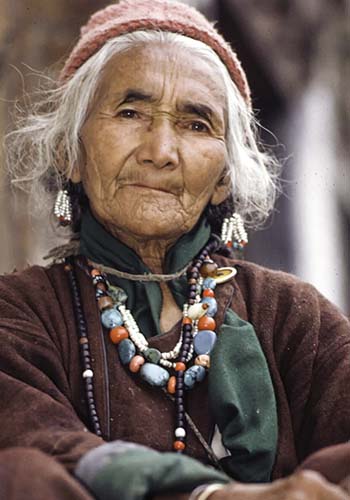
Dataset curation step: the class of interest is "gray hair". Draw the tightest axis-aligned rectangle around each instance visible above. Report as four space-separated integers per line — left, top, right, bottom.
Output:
4 30 280 230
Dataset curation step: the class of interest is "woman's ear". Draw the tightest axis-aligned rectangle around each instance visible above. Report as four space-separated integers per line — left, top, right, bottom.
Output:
210 169 231 206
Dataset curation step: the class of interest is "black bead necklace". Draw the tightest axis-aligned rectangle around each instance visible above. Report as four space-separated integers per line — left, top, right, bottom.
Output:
64 256 102 437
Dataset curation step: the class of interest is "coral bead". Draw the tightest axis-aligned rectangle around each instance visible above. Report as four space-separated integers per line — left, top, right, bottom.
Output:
203 288 215 298
109 326 129 344
182 317 192 325
129 355 145 373
175 362 186 372
167 375 176 394
198 316 216 331
173 440 186 451
91 269 101 277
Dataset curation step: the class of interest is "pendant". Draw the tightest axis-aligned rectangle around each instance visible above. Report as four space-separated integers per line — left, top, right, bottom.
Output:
213 267 237 284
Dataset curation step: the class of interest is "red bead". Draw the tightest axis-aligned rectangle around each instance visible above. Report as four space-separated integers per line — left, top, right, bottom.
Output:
203 289 215 298
167 376 176 394
173 440 186 451
226 241 233 248
91 269 101 278
175 362 186 372
129 355 145 373
182 317 192 325
198 316 216 331
109 326 129 344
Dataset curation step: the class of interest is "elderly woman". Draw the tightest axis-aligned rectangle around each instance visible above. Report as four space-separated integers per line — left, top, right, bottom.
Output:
1 1 349 499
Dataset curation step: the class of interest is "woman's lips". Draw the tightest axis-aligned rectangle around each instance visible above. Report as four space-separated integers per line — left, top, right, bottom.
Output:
123 183 180 194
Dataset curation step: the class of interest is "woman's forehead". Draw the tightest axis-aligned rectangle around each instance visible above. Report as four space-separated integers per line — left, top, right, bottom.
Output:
98 44 226 108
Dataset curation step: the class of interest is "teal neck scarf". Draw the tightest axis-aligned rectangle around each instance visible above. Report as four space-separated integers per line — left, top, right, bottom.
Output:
80 208 211 337
79 208 278 482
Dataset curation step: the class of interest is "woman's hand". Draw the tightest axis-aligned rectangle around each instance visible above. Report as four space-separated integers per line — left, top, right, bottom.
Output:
211 471 350 499
153 471 350 500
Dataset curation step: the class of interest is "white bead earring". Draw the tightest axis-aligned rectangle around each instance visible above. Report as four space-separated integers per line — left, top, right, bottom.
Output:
221 213 248 250
54 188 72 226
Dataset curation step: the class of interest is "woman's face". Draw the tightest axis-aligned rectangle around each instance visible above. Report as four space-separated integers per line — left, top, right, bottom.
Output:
76 43 230 241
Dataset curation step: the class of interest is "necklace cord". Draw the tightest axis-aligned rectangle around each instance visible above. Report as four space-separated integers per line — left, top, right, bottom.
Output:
88 260 191 282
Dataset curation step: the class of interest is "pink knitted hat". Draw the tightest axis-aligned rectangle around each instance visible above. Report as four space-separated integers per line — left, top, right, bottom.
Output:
60 0 251 104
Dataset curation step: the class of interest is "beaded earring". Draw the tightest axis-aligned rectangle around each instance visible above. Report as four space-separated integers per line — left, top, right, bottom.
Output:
221 213 248 250
54 187 72 226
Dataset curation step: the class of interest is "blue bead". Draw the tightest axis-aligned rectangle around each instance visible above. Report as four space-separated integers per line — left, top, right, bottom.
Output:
201 297 217 317
118 339 136 365
203 277 217 290
101 307 123 329
140 363 170 387
194 329 217 355
184 365 206 389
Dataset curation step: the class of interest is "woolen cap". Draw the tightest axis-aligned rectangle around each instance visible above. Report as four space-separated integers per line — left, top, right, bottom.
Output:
60 0 251 104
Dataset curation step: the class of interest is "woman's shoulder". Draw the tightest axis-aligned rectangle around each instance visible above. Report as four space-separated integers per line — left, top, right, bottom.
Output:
0 261 67 300
213 253 348 323
0 262 72 328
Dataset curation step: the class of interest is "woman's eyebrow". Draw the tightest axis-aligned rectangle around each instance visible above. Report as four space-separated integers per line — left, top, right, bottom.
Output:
120 89 156 104
178 101 216 123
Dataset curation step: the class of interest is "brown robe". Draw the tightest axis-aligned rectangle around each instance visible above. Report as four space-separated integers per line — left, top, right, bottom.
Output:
0 255 349 499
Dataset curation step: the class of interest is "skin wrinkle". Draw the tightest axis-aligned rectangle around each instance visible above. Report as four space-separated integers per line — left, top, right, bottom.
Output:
72 43 231 331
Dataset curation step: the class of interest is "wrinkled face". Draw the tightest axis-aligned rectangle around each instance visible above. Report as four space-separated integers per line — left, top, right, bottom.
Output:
75 44 230 241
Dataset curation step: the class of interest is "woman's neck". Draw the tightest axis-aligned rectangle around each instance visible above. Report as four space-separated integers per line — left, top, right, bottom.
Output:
101 222 178 274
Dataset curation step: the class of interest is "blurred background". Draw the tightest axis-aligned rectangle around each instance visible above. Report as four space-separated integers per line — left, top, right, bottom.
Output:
0 0 349 313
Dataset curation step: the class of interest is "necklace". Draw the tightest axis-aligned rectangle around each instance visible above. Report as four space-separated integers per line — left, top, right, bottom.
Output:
90 239 220 453
64 237 228 454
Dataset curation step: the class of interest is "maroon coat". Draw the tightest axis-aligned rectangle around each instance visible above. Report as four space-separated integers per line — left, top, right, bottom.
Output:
0 256 349 499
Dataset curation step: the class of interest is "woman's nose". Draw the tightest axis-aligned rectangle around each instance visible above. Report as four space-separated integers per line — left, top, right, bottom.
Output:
136 117 180 169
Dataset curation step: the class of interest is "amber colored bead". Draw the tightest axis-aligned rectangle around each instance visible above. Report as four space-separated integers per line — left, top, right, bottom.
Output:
167 375 176 394
91 269 101 278
197 316 216 331
98 296 113 310
173 440 186 451
175 362 186 371
188 278 197 285
182 317 192 325
199 261 218 278
203 289 215 298
194 354 210 368
129 355 145 373
64 264 72 272
96 282 107 291
109 326 129 344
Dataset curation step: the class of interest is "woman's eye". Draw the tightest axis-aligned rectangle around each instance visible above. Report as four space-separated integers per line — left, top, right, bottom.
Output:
189 121 210 133
117 109 138 119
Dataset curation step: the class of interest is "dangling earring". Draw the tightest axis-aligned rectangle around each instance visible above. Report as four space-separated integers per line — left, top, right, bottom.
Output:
221 213 248 250
54 187 72 226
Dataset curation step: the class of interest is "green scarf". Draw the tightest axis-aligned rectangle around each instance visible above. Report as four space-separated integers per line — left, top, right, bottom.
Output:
80 209 211 337
79 209 277 483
